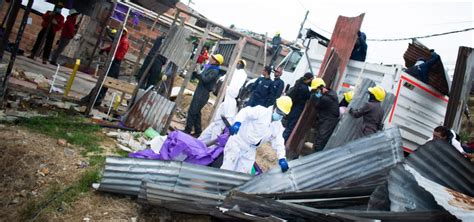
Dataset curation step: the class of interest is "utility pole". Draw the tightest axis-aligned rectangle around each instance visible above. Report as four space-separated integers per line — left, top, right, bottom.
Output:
296 10 309 42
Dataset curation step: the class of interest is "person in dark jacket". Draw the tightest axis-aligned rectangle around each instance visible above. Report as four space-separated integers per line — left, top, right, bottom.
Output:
312 78 340 152
184 54 224 136
50 9 80 66
405 50 440 84
247 66 274 107
349 86 385 138
272 66 285 104
136 36 168 89
350 31 367 62
339 91 354 115
283 72 313 141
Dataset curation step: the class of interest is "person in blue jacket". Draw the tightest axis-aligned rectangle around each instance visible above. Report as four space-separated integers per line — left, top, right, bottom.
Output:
405 50 440 84
272 66 285 105
350 31 367 62
247 66 274 107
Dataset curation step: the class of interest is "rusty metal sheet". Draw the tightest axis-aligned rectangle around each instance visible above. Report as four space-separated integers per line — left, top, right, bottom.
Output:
124 89 175 132
444 46 474 131
403 41 450 95
286 14 364 158
160 25 193 68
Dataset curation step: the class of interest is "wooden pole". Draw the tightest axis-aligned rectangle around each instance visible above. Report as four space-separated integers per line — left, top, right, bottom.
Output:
85 7 131 115
263 32 268 67
86 3 116 70
208 37 246 123
0 0 21 61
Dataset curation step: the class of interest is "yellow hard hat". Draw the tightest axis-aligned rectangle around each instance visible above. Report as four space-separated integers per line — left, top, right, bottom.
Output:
276 31 281 35
111 29 117 34
368 86 386 102
239 59 247 67
276 96 293 115
211 54 224 65
123 27 128 33
310 78 326 90
344 91 354 103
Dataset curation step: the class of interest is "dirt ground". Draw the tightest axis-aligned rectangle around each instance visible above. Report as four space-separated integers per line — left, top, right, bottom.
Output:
0 125 211 221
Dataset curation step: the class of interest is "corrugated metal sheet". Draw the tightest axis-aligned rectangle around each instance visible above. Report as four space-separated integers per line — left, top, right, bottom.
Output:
388 164 442 211
326 209 458 222
386 74 448 152
215 40 238 68
239 127 404 194
124 89 175 132
444 47 474 132
286 50 340 159
98 156 252 205
367 183 390 211
404 164 474 222
159 25 193 68
325 78 395 149
405 140 474 196
403 41 449 95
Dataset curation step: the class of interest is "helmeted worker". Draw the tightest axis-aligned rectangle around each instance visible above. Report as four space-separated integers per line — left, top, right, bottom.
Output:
221 96 292 174
339 91 354 115
272 66 285 104
247 66 274 107
349 86 385 138
184 54 224 136
311 78 340 152
283 72 314 142
199 59 248 144
80 27 129 106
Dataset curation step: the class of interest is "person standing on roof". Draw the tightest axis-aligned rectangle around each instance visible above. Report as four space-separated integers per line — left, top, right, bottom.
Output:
247 66 274 107
50 9 80 66
272 66 285 104
283 72 314 142
350 31 367 62
339 91 354 115
184 54 224 137
311 78 340 152
221 96 292 174
349 86 385 138
405 50 440 84
29 3 64 64
199 59 248 144
80 27 129 106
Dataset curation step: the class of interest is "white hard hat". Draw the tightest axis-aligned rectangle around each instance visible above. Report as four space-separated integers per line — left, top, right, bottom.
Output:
69 9 79 15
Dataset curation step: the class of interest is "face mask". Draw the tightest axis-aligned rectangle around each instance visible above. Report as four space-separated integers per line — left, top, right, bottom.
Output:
272 112 283 121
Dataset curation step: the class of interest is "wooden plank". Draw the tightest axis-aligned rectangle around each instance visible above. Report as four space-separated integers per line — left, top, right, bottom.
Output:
103 77 136 94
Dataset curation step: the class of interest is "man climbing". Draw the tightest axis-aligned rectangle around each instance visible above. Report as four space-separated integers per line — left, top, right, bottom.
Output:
184 54 224 137
349 86 385 138
221 96 292 174
311 78 340 152
247 66 273 107
199 59 248 144
405 50 440 84
283 72 313 142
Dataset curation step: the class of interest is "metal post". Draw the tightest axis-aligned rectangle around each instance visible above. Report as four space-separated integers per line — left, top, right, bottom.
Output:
1 0 33 104
296 11 309 42
263 32 268 67
64 59 81 96
49 64 60 93
85 7 131 115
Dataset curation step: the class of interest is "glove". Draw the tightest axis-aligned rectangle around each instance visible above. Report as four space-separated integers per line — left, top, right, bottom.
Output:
230 122 241 135
279 158 289 172
315 91 322 98
349 108 353 114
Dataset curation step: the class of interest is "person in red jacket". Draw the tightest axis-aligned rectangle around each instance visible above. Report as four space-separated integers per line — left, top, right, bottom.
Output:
50 9 80 66
80 28 130 107
29 4 64 64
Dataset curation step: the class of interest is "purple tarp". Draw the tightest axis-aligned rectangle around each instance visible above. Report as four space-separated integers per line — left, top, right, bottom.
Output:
129 130 229 166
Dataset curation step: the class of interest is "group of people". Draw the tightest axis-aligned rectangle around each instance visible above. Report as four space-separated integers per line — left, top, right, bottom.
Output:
29 3 80 66
182 52 388 174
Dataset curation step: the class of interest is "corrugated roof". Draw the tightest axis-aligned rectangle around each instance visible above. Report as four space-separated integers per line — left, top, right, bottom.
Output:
405 164 474 221
325 78 395 149
238 127 404 194
406 140 474 196
403 41 450 95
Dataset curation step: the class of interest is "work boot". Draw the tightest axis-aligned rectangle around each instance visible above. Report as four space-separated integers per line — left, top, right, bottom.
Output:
42 59 47 64
50 61 58 66
28 54 35 60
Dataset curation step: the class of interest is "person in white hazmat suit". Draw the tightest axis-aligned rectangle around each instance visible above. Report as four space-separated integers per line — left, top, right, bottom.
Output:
220 96 292 174
198 59 248 144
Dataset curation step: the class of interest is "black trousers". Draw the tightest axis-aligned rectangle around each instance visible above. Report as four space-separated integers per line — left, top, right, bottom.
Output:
83 59 121 106
31 28 55 60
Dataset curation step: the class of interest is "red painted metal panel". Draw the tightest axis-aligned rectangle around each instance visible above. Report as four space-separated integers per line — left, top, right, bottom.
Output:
285 14 364 159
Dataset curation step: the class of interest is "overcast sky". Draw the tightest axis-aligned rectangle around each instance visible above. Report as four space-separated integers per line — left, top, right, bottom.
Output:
188 0 473 72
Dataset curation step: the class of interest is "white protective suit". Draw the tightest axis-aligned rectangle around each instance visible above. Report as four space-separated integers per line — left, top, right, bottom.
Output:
198 68 247 144
220 106 287 173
